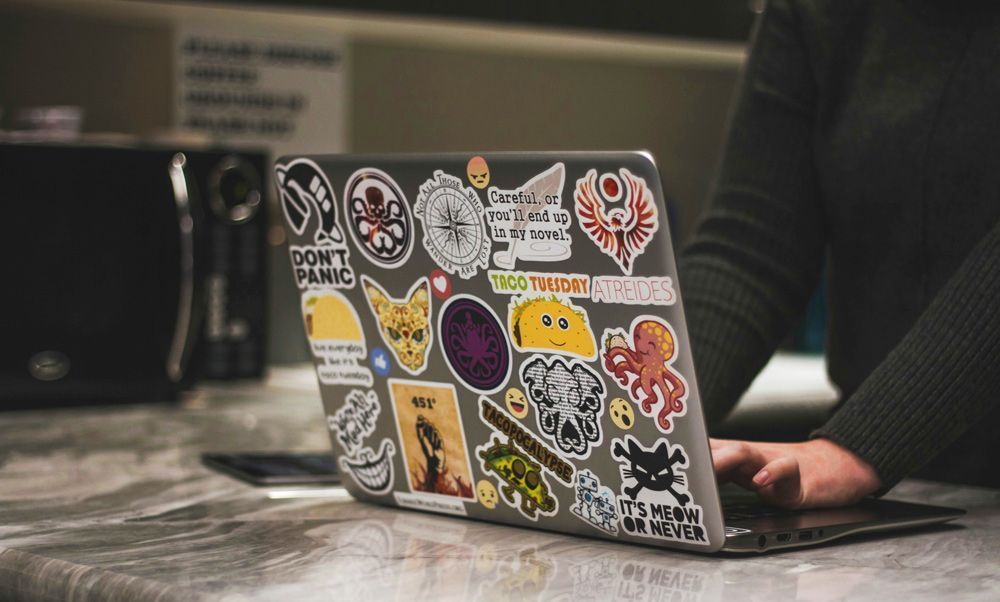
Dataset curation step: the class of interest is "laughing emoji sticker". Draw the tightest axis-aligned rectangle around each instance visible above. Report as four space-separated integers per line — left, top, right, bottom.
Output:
509 295 597 360
505 387 529 419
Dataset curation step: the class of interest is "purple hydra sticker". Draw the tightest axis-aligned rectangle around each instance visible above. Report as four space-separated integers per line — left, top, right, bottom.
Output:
439 295 511 394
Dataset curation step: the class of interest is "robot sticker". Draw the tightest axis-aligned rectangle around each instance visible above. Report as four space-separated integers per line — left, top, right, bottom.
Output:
485 162 572 269
438 294 512 395
519 355 606 459
570 469 619 535
276 158 356 290
611 435 708 545
301 290 372 386
339 438 397 495
414 170 491 280
508 295 597 361
389 379 475 503
361 275 433 376
601 316 688 434
343 167 414 268
477 436 557 520
573 167 658 276
327 388 380 456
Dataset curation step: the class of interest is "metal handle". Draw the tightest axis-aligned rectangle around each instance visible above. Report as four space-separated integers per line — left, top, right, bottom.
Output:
167 153 197 383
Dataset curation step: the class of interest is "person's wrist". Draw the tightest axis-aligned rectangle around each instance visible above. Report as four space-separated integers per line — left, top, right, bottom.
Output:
808 437 882 499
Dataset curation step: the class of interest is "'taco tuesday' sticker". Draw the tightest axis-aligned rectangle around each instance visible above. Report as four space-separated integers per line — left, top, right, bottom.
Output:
438 294 512 395
519 355 606 459
570 469 619 536
361 275 433 376
485 162 572 269
327 388 381 456
508 294 596 361
389 379 475 501
343 167 415 268
414 170 491 280
574 167 658 276
302 290 372 386
601 315 688 434
611 435 707 545
276 158 356 290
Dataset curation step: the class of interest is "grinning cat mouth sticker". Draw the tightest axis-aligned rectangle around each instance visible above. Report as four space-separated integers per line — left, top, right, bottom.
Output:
601 316 688 434
343 167 414 268
611 435 707 545
361 275 433 376
340 438 396 495
574 168 658 276
520 355 606 459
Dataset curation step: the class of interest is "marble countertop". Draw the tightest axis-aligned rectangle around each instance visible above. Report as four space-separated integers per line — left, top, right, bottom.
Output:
0 367 997 602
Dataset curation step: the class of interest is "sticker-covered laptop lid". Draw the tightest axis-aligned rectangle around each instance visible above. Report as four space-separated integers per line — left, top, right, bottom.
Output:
274 152 725 552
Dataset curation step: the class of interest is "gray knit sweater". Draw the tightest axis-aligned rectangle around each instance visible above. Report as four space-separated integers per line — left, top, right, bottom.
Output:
678 0 1000 489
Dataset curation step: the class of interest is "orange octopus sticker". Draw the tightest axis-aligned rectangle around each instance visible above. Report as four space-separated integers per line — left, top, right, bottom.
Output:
600 315 688 434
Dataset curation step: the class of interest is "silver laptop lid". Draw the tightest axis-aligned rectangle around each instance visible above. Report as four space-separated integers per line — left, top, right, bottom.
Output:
275 151 725 552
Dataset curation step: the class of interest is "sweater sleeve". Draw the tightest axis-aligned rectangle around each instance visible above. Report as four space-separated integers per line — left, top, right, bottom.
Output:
813 218 1000 490
678 0 827 426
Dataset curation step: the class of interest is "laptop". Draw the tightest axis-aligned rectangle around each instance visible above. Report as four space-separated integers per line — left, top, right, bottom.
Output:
274 151 963 553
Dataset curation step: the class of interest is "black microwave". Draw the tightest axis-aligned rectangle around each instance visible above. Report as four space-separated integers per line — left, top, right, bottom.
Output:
0 143 268 406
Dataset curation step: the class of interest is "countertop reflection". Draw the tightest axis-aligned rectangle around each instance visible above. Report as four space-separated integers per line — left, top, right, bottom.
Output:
0 370 996 601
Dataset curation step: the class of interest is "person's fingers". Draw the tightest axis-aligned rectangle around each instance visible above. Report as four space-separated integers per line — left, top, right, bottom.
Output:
752 455 800 488
712 441 767 478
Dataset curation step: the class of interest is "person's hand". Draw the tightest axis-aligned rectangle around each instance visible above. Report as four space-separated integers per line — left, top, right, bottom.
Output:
710 438 881 509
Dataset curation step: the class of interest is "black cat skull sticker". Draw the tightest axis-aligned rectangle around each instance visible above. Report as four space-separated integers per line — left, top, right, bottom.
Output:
519 355 606 459
610 435 708 545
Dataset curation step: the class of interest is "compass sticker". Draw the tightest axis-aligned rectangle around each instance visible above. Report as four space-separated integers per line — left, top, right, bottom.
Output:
414 170 491 280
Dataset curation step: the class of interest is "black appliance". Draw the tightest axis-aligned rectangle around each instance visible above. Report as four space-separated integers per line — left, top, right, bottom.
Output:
0 143 268 405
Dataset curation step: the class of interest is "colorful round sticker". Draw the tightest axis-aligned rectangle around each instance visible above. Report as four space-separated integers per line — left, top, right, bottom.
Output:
438 295 511 394
343 167 414 268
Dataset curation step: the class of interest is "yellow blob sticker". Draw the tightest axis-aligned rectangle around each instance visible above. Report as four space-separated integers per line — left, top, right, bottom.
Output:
476 479 499 509
608 397 635 430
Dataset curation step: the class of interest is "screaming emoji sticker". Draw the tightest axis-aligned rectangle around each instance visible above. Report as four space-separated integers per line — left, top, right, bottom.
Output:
504 387 529 420
574 168 658 276
361 275 433 376
608 397 635 430
508 294 596 361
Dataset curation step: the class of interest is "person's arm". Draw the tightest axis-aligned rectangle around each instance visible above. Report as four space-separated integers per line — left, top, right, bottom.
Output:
678 0 826 426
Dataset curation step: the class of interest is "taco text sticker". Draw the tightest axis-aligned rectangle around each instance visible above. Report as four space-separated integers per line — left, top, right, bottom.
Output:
389 379 475 502
488 270 590 298
486 163 572 269
519 355 606 459
302 290 372 386
414 170 491 280
361 276 433 376
574 168 658 276
601 316 688 434
327 388 381 456
508 295 596 360
611 435 707 545
476 435 557 521
343 167 414 268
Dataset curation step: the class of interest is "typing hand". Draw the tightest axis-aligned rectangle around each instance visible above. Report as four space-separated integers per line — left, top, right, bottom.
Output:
710 438 882 509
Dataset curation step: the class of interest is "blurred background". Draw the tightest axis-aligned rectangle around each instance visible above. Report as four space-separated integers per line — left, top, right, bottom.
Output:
2 0 780 388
